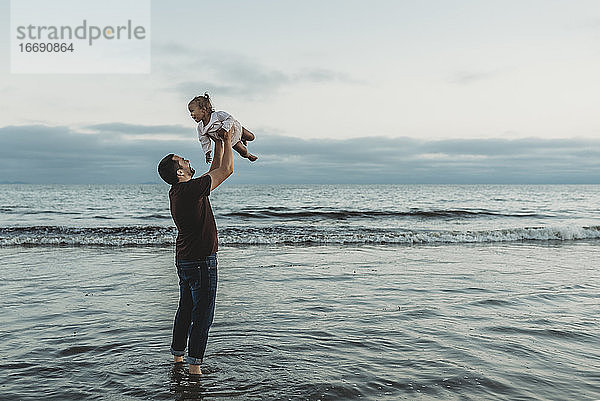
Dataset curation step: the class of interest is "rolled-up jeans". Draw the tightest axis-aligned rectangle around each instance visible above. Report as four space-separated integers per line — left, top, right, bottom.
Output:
170 254 218 365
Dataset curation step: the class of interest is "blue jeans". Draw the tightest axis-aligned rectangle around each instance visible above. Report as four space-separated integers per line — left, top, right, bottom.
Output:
170 254 218 365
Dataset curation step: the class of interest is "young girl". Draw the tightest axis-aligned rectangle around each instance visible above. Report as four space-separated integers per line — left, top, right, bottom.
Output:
188 93 258 163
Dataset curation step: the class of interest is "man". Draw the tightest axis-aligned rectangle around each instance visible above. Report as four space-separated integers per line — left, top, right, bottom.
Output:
157 128 234 375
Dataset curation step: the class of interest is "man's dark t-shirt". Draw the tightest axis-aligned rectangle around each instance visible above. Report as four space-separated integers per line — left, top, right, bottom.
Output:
169 175 218 260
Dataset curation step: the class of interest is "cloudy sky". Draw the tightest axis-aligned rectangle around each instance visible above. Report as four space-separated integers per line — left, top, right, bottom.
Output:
0 0 599 184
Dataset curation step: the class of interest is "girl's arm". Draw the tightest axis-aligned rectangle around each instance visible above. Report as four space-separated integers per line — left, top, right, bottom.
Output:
199 133 212 156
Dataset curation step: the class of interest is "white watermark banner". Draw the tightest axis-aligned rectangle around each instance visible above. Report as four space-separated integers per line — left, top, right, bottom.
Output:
10 0 151 74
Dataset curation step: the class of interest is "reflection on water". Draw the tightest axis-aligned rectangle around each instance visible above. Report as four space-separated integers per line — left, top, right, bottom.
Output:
0 243 599 400
169 364 208 401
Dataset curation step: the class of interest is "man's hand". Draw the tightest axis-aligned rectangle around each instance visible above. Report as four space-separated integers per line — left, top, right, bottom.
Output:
221 126 234 145
205 152 212 164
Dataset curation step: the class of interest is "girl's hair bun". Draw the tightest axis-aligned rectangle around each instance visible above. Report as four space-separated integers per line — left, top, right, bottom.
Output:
189 92 215 113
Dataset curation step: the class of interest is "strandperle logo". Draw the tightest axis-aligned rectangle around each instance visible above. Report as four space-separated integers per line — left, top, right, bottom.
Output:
15 20 147 46
10 0 151 74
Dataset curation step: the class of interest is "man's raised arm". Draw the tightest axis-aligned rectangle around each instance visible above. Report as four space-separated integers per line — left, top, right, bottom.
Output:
207 129 234 191
208 138 223 173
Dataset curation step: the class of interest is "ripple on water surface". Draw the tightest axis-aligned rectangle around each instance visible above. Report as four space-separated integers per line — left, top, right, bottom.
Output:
0 244 599 400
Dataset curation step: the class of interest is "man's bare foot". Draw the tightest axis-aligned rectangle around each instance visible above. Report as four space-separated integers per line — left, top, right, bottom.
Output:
247 154 258 162
189 364 202 375
174 356 184 363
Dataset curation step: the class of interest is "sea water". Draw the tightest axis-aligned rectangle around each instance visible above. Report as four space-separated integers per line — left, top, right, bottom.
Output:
1 184 599 400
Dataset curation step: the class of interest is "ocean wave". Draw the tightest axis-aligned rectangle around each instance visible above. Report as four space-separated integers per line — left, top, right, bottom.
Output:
2 209 83 215
222 209 546 220
1 225 599 247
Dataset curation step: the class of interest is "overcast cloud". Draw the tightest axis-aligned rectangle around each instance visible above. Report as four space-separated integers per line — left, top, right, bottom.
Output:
1 125 598 184
167 51 360 100
1 1 599 141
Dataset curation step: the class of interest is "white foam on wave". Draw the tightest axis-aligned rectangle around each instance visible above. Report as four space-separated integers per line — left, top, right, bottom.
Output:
1 225 599 246
395 225 600 244
222 225 600 245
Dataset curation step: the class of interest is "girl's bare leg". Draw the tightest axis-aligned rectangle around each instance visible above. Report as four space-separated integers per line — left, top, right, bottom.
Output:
241 127 255 146
233 141 258 161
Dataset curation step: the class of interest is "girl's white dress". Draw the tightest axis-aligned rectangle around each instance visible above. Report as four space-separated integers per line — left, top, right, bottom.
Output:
196 110 243 155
